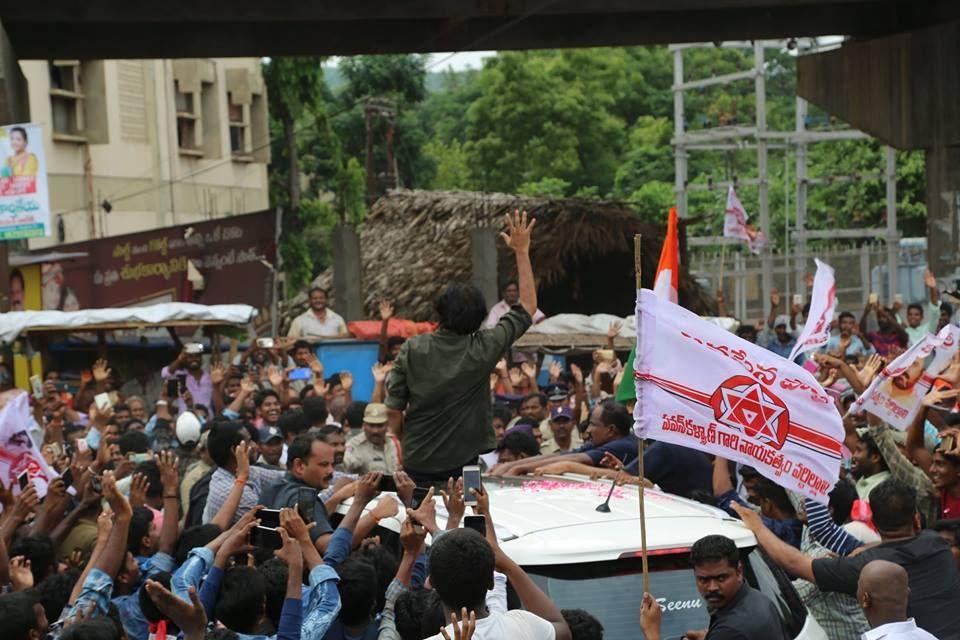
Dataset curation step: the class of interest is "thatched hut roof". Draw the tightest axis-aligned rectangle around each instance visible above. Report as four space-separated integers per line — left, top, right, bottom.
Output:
284 189 711 325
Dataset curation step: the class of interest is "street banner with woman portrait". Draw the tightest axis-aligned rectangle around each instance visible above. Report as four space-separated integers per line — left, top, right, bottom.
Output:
0 123 50 239
851 324 960 429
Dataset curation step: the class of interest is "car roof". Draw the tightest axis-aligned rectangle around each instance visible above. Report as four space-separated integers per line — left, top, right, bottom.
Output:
350 474 757 566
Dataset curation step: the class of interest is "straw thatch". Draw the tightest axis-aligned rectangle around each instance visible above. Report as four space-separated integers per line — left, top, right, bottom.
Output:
283 189 711 325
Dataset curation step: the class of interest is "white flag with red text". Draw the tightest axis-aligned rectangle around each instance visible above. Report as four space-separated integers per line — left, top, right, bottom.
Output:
850 324 960 430
724 186 766 254
789 259 837 362
632 289 843 503
0 391 57 498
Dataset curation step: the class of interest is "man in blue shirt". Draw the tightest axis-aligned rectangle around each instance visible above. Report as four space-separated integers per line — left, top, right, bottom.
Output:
823 311 872 358
490 400 639 476
758 290 804 364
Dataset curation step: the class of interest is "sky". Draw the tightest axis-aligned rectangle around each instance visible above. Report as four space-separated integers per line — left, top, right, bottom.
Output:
425 50 495 71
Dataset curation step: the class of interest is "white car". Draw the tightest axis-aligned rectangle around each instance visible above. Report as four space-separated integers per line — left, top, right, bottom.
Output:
342 474 827 640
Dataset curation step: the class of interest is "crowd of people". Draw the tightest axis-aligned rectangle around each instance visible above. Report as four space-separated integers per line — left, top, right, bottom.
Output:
2 212 960 640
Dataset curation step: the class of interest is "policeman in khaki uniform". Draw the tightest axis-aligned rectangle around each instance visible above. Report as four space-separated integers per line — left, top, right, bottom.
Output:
343 403 400 474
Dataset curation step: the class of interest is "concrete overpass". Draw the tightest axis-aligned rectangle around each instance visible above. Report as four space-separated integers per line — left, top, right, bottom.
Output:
1 1 959 278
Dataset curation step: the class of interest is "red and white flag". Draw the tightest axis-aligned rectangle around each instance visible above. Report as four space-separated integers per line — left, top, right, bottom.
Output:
789 259 837 362
653 207 679 304
724 186 766 254
850 324 960 430
633 289 843 502
0 391 58 498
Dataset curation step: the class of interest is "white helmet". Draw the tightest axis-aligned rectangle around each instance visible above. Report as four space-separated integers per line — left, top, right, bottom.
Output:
176 411 202 446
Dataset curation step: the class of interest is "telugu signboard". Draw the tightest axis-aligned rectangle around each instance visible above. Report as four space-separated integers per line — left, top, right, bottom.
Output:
30 210 277 329
0 123 50 240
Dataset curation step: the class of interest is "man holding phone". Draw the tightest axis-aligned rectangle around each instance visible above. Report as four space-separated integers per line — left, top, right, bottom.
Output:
260 433 337 553
386 211 538 486
161 346 213 409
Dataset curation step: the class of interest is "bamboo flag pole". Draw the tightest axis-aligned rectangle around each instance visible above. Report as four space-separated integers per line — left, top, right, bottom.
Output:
634 234 650 594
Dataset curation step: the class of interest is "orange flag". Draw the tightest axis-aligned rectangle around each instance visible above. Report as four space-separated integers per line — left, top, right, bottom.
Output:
653 207 679 304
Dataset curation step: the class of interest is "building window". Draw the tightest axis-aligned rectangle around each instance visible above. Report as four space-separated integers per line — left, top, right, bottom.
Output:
175 82 202 156
48 60 85 141
227 92 251 159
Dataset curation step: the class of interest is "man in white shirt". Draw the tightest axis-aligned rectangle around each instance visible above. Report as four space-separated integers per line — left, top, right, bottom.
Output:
483 279 545 328
287 287 350 341
857 559 938 639
425 505 572 640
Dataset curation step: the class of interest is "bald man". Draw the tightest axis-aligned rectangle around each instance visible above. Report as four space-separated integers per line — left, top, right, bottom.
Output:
857 560 938 639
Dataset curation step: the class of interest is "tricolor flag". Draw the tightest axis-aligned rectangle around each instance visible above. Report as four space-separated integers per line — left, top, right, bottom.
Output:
789 259 837 362
653 207 679 304
851 324 960 430
724 186 766 254
633 289 843 503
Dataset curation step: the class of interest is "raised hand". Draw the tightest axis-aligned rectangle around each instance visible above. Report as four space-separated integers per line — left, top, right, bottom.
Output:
441 477 465 528
400 516 427 556
925 269 938 291
211 360 225 386
274 527 303 569
307 353 324 377
607 320 624 340
495 358 508 378
340 371 354 391
570 363 584 385
279 507 311 543
394 470 415 507
92 359 111 383
639 592 663 640
379 299 394 321
922 387 960 409
500 209 536 254
240 375 257 395
102 471 131 519
770 288 781 309
267 366 285 389
129 473 148 509
355 472 381 506
233 441 250 481
157 450 180 493
372 495 400 521
9 555 33 591
520 361 538 382
508 367 524 388
440 608 477 640
145 582 207 640
405 486 437 533
548 360 562 383
372 362 393 384
12 483 39 522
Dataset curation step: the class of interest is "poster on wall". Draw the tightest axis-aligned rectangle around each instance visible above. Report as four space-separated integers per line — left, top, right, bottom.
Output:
0 123 50 240
32 209 277 332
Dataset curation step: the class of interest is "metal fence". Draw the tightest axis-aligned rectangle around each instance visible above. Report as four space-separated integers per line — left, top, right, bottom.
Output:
690 240 930 322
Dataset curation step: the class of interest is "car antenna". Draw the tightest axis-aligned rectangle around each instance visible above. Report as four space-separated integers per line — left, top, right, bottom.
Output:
596 454 627 513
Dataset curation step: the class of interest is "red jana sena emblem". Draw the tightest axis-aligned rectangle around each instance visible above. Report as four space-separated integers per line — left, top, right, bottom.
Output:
709 375 790 449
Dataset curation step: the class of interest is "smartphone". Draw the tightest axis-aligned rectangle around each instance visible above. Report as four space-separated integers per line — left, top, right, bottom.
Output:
250 526 283 550
76 439 89 454
61 468 74 489
411 486 430 510
379 475 398 493
89 475 102 493
288 367 313 381
894 293 904 305
185 342 204 355
94 393 111 412
54 382 70 393
869 292 879 305
165 378 179 398
17 471 29 491
464 515 486 537
462 465 482 506
258 508 282 529
29 374 43 400
597 349 616 362
257 337 275 350
297 487 316 523
792 294 803 306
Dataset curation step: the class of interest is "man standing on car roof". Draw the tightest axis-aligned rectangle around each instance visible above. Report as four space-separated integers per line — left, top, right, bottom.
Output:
640 534 788 640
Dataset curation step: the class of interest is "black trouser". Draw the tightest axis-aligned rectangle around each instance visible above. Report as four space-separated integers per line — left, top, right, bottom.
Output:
403 464 466 489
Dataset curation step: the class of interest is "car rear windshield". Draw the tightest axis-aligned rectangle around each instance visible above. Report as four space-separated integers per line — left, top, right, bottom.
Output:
525 547 805 640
